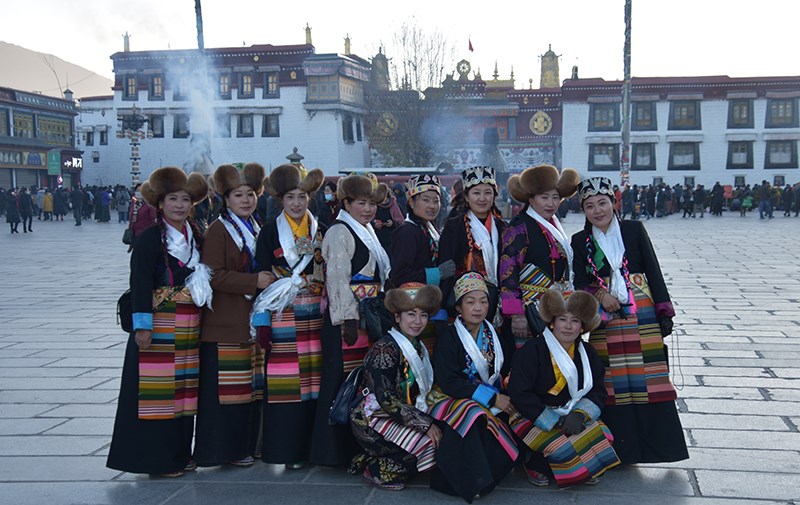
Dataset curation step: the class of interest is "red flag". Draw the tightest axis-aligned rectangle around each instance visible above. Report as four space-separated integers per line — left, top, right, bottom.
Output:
468 39 474 52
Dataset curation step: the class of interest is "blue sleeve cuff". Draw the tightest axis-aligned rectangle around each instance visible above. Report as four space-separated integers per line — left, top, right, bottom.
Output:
425 267 441 286
472 384 497 408
534 407 561 431
132 313 153 331
431 309 448 321
252 310 272 328
574 398 602 421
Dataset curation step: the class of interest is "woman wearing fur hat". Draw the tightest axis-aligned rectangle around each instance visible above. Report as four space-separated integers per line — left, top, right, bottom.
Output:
570 177 687 465
251 164 325 469
498 164 580 350
427 272 520 501
311 173 392 466
438 166 506 323
507 290 620 488
389 174 455 353
194 163 272 468
349 283 442 490
107 167 211 477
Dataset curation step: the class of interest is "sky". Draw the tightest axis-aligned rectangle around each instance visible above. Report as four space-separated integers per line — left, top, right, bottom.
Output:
5 0 800 88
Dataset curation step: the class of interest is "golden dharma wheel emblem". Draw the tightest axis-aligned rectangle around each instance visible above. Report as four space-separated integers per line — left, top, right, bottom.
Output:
290 71 297 80
529 110 553 136
253 55 260 62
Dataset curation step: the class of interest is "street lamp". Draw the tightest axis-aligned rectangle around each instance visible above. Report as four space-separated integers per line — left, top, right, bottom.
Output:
116 104 153 186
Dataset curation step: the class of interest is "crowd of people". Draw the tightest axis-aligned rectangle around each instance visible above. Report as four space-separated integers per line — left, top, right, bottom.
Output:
1 184 140 231
105 162 690 500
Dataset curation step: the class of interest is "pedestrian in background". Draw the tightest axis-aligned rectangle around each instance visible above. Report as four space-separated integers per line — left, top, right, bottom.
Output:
5 188 20 233
19 186 34 233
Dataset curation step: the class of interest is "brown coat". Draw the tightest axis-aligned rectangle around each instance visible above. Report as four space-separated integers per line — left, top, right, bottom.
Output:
200 220 259 343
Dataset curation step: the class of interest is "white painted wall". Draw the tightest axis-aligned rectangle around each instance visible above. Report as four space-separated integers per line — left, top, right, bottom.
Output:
563 98 800 187
77 85 370 186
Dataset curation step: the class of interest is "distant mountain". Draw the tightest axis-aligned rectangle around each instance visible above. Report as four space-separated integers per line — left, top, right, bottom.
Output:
0 41 113 99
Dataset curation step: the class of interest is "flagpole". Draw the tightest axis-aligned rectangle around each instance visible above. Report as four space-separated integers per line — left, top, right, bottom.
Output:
621 0 632 187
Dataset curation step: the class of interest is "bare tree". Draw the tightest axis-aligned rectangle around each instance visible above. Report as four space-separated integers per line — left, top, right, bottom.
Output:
366 18 457 167
382 17 456 92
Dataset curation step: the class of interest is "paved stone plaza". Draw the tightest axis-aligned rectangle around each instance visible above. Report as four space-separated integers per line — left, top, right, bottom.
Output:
0 212 798 505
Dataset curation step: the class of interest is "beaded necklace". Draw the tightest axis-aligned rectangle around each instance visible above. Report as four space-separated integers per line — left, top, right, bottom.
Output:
585 232 631 292
463 209 499 273
460 316 495 385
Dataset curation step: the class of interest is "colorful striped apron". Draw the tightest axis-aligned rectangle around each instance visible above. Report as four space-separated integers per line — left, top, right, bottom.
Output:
138 287 200 420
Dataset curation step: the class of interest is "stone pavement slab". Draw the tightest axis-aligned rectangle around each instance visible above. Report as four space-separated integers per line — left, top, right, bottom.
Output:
0 212 798 504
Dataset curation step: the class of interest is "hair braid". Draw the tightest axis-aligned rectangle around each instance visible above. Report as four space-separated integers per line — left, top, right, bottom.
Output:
220 205 254 272
407 198 438 261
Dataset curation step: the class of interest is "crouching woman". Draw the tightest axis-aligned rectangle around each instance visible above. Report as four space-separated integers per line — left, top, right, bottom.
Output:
349 284 443 490
507 290 620 488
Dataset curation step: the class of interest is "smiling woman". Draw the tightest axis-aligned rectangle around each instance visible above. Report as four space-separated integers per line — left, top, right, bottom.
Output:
106 167 210 477
570 176 688 466
193 162 270 469
498 164 580 351
311 172 391 466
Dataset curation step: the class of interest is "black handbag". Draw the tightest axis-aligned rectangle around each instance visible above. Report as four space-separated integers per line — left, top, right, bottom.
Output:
328 366 369 425
358 293 394 343
122 227 134 245
117 290 133 333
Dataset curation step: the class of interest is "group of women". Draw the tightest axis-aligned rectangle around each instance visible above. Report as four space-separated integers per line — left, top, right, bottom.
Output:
107 162 688 499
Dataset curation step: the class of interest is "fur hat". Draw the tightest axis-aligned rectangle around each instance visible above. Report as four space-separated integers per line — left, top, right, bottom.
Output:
140 167 209 207
507 165 580 202
538 290 601 332
336 173 389 204
213 163 266 196
384 283 442 315
263 164 325 198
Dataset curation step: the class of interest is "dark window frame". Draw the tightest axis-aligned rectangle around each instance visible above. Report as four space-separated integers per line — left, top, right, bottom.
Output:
237 114 254 138
262 114 280 137
84 130 94 146
726 141 753 169
588 143 620 171
123 75 138 101
239 73 254 99
764 140 798 169
218 74 231 99
765 98 799 128
734 175 746 187
99 130 108 145
631 101 657 131
173 76 189 101
668 142 701 170
173 114 190 138
631 143 656 170
263 72 280 98
149 115 164 138
668 100 701 130
149 75 164 101
342 113 355 143
727 99 753 129
588 103 620 132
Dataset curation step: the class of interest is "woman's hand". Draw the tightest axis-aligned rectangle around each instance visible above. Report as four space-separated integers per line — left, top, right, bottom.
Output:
601 293 621 312
511 314 531 338
493 394 516 415
426 423 443 448
257 271 276 289
135 330 152 350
